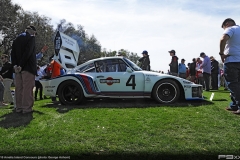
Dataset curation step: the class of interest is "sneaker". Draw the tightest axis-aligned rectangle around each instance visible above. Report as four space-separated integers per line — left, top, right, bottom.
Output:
233 110 240 115
0 102 8 106
226 106 238 111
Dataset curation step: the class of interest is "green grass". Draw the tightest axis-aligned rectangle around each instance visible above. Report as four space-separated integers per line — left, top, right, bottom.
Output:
0 88 239 160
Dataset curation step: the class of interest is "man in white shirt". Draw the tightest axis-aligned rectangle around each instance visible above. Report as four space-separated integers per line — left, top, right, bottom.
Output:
219 18 240 114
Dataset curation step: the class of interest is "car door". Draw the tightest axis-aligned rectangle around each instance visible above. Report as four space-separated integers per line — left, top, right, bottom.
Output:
94 59 145 96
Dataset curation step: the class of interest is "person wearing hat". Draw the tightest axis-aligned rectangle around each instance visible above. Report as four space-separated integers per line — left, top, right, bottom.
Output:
200 52 211 91
219 18 240 114
168 50 178 76
210 56 219 90
138 50 151 71
10 25 37 114
178 58 187 79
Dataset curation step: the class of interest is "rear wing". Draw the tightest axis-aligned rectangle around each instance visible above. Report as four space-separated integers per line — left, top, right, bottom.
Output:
53 31 80 70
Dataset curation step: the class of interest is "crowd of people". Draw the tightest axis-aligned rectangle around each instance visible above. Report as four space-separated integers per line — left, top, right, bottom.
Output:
0 18 239 116
138 18 240 115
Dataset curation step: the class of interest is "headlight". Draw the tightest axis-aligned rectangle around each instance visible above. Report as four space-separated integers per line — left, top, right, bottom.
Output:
192 87 202 98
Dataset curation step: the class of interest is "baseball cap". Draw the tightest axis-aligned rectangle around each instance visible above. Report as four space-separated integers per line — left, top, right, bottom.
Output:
168 50 175 54
142 50 148 55
26 25 37 34
221 18 235 28
26 25 37 31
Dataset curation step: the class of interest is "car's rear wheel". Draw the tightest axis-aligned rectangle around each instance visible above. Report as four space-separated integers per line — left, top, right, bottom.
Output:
152 79 180 103
58 80 84 105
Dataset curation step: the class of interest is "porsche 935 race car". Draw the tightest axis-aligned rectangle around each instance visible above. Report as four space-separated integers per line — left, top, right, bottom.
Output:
40 31 203 105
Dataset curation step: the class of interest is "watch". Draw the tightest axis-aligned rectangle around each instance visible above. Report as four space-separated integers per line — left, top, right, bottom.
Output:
219 52 224 55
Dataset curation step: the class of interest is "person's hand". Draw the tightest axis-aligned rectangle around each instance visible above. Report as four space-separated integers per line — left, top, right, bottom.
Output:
17 66 22 72
14 66 22 73
220 54 228 63
0 75 3 81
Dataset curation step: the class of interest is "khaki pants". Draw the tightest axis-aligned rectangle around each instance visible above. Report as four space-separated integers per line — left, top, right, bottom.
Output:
15 71 35 113
3 78 13 103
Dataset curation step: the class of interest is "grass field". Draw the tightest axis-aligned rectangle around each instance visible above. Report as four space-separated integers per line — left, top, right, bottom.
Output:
0 88 239 160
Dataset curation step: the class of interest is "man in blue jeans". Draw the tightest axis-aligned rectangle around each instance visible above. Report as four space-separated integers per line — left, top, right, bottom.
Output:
200 52 211 91
219 18 240 114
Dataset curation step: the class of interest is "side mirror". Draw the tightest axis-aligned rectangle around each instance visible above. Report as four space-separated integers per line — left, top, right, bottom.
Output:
126 67 133 73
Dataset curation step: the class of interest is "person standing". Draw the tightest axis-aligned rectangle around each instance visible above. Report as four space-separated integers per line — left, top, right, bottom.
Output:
50 58 61 103
189 58 197 83
0 75 7 106
0 54 14 105
200 52 211 91
196 58 204 87
138 50 150 71
219 18 240 114
178 59 187 79
35 66 43 100
10 25 37 114
168 50 178 76
210 56 219 90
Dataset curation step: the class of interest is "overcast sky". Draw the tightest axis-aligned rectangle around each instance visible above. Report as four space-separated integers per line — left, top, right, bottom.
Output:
12 0 240 72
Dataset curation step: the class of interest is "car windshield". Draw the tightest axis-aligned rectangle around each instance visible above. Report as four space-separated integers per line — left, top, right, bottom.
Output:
123 58 142 71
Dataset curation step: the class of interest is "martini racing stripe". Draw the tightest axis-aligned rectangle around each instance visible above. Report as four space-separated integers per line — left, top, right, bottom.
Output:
65 74 97 94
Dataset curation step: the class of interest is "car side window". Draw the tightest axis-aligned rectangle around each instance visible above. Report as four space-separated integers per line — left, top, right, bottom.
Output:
105 59 128 72
95 61 105 72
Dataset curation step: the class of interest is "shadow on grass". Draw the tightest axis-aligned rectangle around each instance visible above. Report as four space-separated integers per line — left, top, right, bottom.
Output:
0 110 44 129
41 98 214 114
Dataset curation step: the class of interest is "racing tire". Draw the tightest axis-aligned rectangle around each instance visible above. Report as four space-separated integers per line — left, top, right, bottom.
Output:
152 79 180 103
58 80 84 105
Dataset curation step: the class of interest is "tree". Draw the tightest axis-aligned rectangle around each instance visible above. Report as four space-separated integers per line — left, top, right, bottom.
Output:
0 0 54 66
0 0 22 54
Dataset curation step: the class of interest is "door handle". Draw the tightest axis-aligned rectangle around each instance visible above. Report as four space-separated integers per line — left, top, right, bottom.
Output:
97 76 104 78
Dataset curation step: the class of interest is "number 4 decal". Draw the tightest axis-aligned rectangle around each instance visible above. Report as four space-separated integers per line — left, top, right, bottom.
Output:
126 75 136 90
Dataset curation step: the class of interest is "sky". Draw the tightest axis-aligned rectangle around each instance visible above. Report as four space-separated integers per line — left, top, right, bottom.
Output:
11 0 240 72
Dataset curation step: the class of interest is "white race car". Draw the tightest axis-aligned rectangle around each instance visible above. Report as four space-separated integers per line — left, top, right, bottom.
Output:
40 32 203 105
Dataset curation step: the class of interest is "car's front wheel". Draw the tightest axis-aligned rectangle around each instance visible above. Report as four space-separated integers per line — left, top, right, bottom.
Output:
152 79 180 103
58 80 84 105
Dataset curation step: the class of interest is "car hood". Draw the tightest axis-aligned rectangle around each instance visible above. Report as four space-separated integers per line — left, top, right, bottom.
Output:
52 31 80 71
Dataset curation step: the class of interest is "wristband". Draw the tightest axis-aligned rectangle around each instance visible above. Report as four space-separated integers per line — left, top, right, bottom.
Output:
219 52 224 55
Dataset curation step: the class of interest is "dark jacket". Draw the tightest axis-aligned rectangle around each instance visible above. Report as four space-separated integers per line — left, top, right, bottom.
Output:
211 60 219 74
11 32 37 75
189 62 196 76
139 55 150 71
170 55 178 73
0 62 13 79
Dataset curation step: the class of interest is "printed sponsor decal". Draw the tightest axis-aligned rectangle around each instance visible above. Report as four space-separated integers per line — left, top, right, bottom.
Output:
54 31 62 56
100 77 120 85
146 75 157 77
184 85 191 88
45 86 55 88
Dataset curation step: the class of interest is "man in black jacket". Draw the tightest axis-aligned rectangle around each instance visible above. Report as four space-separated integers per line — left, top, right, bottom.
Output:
168 50 178 76
189 58 197 82
138 50 150 71
11 25 37 114
0 54 13 105
210 56 219 90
